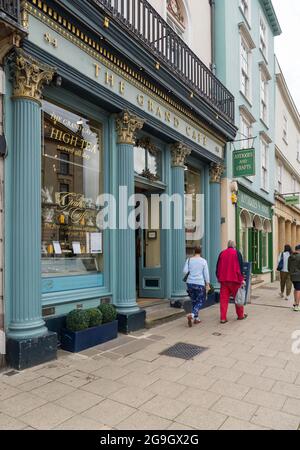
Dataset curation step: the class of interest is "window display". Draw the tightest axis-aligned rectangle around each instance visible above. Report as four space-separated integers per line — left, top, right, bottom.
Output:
185 167 203 256
41 101 104 280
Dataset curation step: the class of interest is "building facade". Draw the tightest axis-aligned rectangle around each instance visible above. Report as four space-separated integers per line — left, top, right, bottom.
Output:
0 1 25 368
274 57 300 271
215 0 281 283
3 0 236 369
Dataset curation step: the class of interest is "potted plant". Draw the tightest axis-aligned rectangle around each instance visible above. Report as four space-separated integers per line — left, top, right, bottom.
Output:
61 304 118 353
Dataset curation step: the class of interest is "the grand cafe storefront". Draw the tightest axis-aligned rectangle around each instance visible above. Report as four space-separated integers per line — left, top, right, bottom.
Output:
4 0 236 368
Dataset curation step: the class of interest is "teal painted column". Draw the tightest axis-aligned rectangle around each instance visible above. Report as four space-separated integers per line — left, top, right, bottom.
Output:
209 163 224 287
115 111 144 316
170 143 191 300
7 51 54 344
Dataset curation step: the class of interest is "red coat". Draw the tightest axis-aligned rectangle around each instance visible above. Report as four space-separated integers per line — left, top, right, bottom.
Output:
216 248 244 284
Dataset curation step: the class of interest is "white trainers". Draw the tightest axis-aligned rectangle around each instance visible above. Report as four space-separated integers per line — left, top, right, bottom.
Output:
279 292 284 298
293 305 300 312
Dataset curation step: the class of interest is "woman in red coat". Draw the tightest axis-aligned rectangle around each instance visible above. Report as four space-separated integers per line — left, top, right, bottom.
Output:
216 241 247 324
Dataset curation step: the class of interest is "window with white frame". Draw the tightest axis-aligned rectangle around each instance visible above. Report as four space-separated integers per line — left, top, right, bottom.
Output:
261 138 269 191
260 71 268 123
277 163 283 193
240 113 252 149
260 16 267 57
240 0 250 22
283 115 288 142
241 37 251 99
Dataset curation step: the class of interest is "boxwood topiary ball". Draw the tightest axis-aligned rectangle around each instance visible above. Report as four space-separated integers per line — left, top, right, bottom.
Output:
87 308 103 328
98 303 117 324
66 309 90 332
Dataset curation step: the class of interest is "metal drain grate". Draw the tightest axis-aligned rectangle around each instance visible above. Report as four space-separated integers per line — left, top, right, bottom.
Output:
4 370 19 377
159 342 208 360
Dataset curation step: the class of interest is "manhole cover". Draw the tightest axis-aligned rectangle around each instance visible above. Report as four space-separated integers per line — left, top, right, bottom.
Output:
159 342 208 360
4 370 19 377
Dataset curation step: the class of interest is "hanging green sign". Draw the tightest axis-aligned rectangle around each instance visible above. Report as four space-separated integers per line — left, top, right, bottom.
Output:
285 195 300 206
233 148 255 177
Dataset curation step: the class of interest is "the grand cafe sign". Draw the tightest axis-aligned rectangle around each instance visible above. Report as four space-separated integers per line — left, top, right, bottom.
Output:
28 11 224 158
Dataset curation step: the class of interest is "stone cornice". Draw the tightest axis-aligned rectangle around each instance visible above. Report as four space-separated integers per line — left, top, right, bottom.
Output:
260 0 282 36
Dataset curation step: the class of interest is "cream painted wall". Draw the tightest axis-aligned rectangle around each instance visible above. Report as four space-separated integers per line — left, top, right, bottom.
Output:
275 59 300 196
147 0 212 68
221 178 236 250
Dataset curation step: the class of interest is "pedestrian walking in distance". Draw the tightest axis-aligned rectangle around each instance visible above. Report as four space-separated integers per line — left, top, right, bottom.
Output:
183 247 210 328
288 245 300 312
277 245 292 301
216 240 247 324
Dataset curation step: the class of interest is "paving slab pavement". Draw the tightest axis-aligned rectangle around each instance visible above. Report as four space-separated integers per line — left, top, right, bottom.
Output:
1 281 300 430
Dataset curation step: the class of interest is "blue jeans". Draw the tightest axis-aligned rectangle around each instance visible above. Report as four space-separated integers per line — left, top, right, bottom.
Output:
187 284 206 319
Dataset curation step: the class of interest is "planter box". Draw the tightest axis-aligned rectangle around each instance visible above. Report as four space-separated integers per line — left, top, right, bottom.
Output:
61 320 118 353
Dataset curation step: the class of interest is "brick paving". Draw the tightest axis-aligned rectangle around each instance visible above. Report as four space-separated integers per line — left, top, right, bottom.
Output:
1 282 300 430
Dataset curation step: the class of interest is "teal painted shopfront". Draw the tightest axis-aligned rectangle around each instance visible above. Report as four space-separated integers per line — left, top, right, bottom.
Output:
3 0 237 368
236 186 273 276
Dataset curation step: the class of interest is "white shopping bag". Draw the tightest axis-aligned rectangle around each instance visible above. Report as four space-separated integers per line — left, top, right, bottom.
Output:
235 286 247 306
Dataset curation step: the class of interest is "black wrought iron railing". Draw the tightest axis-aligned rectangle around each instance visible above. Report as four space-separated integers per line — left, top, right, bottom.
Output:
92 0 235 123
0 0 20 23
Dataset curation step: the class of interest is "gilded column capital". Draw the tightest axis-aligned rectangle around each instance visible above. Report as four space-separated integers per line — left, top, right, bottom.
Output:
171 143 191 168
10 50 55 104
116 111 144 145
209 163 225 183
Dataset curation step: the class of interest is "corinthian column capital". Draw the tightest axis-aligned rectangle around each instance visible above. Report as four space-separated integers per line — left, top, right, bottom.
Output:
10 49 55 104
209 162 225 183
171 143 191 168
116 110 144 145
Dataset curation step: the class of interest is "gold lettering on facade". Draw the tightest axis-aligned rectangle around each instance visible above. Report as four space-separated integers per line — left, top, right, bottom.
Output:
119 81 125 95
105 72 114 87
174 117 180 128
148 100 154 113
94 63 101 78
137 94 144 107
156 107 162 119
186 126 191 137
44 32 58 48
165 111 171 123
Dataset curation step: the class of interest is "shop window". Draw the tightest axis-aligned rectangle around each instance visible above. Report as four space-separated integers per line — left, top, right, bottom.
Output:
41 101 104 284
134 138 162 181
240 37 251 100
184 167 203 256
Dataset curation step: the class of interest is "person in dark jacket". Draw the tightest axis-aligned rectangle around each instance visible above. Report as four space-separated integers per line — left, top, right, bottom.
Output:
288 245 300 312
216 240 247 324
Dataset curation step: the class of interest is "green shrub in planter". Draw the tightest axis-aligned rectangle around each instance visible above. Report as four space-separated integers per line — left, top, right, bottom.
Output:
98 303 117 324
66 309 90 332
87 308 103 328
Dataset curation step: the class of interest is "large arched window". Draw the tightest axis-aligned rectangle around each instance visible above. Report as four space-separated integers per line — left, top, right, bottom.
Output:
240 210 251 260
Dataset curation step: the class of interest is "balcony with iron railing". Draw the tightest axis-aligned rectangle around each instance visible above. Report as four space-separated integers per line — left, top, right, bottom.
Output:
92 0 235 123
0 0 21 24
